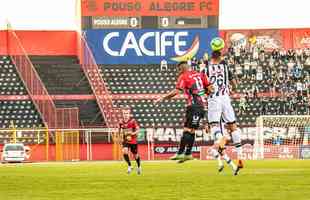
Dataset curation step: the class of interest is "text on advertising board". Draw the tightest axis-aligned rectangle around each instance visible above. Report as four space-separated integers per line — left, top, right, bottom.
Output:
85 29 218 64
82 0 219 16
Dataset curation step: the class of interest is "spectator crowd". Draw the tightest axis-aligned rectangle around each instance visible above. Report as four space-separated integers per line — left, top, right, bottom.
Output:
189 44 310 125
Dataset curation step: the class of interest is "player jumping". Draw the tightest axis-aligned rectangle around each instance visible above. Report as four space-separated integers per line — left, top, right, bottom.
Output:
209 118 239 175
119 108 141 174
204 37 244 175
155 61 213 163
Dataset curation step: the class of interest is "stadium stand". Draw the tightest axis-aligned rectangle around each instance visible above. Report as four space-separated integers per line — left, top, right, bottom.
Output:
101 64 177 94
0 56 44 129
34 63 92 94
114 98 186 128
54 100 104 126
100 46 309 128
3 48 309 129
216 46 309 126
31 56 104 126
100 64 189 127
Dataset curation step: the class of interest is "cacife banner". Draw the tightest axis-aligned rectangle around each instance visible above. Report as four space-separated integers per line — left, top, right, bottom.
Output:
85 28 218 64
82 0 219 16
292 29 310 49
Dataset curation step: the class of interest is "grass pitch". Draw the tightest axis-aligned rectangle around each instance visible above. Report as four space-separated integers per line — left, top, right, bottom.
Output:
0 160 310 200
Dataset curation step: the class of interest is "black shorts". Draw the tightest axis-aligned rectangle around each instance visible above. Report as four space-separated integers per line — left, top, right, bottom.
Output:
123 143 138 154
184 105 205 129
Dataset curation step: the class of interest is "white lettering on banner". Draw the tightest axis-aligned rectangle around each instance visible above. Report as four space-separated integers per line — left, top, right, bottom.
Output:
102 31 189 57
164 128 176 141
175 32 187 55
94 19 128 26
146 128 209 142
167 147 178 153
256 36 279 49
139 32 156 56
146 126 305 142
120 32 142 56
301 37 310 45
175 129 183 141
103 32 119 56
160 32 174 56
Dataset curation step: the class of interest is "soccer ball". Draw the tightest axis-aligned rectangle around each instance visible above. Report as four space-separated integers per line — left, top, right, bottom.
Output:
210 37 225 51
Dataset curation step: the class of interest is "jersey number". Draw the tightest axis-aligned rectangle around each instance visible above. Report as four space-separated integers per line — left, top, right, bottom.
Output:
210 74 224 96
193 77 203 91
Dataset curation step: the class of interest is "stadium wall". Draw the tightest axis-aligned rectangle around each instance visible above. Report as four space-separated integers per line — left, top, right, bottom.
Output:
1 28 309 56
0 31 7 55
0 143 304 161
1 30 77 55
0 144 149 161
219 29 291 50
220 28 310 50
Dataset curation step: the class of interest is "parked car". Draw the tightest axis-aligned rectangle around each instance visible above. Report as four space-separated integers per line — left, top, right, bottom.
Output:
1 143 27 163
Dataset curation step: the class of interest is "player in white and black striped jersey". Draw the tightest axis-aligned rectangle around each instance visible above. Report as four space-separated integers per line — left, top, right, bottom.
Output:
203 37 244 175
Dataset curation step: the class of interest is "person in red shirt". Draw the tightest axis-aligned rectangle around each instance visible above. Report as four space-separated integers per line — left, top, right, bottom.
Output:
119 108 141 174
155 61 213 162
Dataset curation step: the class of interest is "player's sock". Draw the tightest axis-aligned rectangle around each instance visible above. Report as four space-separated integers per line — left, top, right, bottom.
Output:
177 131 191 155
231 128 244 167
135 155 141 167
210 126 223 147
223 153 237 171
184 133 195 155
123 154 131 167
211 148 224 168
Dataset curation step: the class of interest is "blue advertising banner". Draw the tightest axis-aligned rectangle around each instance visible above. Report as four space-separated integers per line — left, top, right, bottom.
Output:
85 28 218 64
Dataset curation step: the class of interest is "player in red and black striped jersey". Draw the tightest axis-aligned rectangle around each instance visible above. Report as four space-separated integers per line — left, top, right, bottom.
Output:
119 108 141 174
155 61 213 162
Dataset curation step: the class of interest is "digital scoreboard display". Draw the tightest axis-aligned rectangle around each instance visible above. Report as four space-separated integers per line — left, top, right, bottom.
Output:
158 16 208 29
92 17 141 29
81 0 219 64
86 16 215 29
82 0 219 29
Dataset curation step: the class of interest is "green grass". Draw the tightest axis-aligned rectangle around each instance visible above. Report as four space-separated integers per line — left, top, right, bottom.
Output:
0 160 310 200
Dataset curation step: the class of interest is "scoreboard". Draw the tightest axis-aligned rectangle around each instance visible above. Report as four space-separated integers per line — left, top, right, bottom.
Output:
82 0 219 29
81 0 219 64
84 16 218 29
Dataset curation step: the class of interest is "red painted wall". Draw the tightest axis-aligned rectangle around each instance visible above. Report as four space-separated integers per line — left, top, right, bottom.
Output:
15 31 77 55
1 29 309 56
0 31 7 55
1 30 77 55
0 144 151 162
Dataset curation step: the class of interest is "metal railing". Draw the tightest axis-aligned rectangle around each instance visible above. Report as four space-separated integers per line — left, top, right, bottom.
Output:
78 33 123 128
7 25 79 129
7 28 57 128
57 108 80 129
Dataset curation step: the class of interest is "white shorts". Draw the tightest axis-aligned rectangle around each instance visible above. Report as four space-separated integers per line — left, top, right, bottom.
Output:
208 95 236 123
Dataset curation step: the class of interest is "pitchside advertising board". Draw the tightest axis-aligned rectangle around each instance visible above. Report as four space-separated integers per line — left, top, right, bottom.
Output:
85 28 218 64
139 126 309 159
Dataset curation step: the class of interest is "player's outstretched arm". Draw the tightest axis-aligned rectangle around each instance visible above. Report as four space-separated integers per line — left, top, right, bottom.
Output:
154 89 180 104
131 126 140 136
229 78 238 95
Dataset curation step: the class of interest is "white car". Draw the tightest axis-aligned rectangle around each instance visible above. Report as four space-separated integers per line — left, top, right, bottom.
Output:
1 143 27 163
